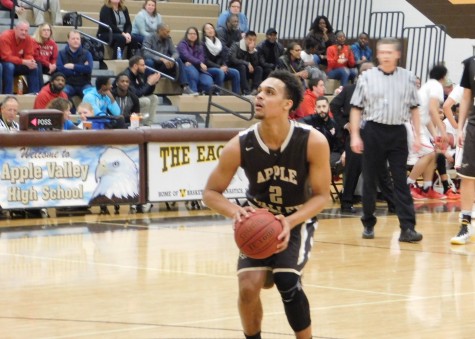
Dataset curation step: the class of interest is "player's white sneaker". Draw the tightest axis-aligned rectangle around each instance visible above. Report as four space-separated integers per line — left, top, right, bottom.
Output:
450 224 473 245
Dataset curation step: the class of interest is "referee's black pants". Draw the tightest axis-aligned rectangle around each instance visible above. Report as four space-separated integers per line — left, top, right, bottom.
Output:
360 121 416 230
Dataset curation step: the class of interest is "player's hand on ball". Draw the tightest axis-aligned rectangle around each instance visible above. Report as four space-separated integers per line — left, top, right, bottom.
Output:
232 206 255 229
275 215 290 253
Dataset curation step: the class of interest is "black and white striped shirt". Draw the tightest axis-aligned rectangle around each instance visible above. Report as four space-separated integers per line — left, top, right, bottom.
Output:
350 67 419 125
0 117 19 131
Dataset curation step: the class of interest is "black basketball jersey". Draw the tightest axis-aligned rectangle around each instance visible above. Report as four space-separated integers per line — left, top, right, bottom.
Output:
239 120 312 216
461 56 475 126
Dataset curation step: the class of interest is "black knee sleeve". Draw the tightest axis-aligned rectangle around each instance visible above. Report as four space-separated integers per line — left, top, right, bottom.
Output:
274 273 311 332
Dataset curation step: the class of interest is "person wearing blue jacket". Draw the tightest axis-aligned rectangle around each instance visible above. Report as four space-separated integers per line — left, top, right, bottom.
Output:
216 0 248 34
82 76 121 117
56 30 93 100
82 76 126 129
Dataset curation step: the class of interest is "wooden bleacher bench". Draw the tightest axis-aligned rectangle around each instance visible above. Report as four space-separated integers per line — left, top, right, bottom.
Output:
169 95 257 128
0 94 36 111
60 1 219 17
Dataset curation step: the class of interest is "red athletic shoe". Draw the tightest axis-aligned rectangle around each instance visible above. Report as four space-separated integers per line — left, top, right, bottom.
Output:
410 185 426 200
422 188 447 200
445 189 461 200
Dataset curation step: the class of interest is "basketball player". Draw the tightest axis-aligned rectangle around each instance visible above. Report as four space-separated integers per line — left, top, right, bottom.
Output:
203 70 331 339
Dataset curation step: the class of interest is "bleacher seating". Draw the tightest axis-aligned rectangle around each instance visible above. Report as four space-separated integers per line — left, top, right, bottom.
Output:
0 0 278 128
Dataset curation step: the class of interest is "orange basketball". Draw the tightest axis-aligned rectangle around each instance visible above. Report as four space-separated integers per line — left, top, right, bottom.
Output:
234 209 283 259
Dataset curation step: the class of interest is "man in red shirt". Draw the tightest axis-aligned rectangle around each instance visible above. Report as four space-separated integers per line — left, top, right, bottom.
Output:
0 20 41 94
326 30 357 86
34 72 68 109
291 77 326 119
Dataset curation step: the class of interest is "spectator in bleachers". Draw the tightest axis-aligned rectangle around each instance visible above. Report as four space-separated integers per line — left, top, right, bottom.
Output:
279 42 326 85
97 0 140 59
351 32 373 66
177 26 214 95
76 101 94 129
0 20 40 94
228 30 262 96
326 30 357 86
131 0 162 45
34 71 67 109
1 0 63 26
123 55 160 125
57 30 93 100
216 14 241 49
298 96 344 172
202 23 240 95
277 42 309 87
32 23 58 87
82 76 121 117
112 72 140 125
0 96 19 131
142 23 196 95
46 97 79 130
305 15 336 67
291 77 326 120
217 0 248 34
300 37 321 69
257 27 284 80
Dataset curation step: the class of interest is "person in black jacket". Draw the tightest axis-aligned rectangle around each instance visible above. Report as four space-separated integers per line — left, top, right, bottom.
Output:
257 28 284 80
122 55 160 126
112 72 140 125
216 13 241 48
228 31 263 95
97 0 140 59
299 96 344 171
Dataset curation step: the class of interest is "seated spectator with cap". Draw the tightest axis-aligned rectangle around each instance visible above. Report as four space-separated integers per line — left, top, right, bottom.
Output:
257 27 284 80
34 72 68 109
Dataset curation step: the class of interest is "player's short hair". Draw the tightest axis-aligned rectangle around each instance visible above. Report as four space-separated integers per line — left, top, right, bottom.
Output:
268 70 304 111
429 64 448 81
377 37 401 51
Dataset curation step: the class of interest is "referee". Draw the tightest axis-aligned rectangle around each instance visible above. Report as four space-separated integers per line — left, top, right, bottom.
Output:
349 37 423 242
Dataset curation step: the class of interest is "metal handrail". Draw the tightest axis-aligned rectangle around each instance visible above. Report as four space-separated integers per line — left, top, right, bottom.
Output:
205 85 255 128
142 47 178 81
77 13 112 45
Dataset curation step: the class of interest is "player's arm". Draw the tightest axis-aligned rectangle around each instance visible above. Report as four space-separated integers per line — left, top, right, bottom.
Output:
350 106 363 153
410 106 422 152
428 97 447 141
457 88 474 146
203 135 245 219
286 129 331 229
442 96 458 129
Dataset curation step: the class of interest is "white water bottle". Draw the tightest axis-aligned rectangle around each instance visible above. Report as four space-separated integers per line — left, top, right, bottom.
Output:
117 47 122 59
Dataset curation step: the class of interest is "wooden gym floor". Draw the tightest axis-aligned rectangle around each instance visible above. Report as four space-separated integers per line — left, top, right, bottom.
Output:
0 198 474 338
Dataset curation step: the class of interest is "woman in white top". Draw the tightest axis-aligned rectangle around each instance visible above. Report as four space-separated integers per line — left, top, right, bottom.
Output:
132 0 162 45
